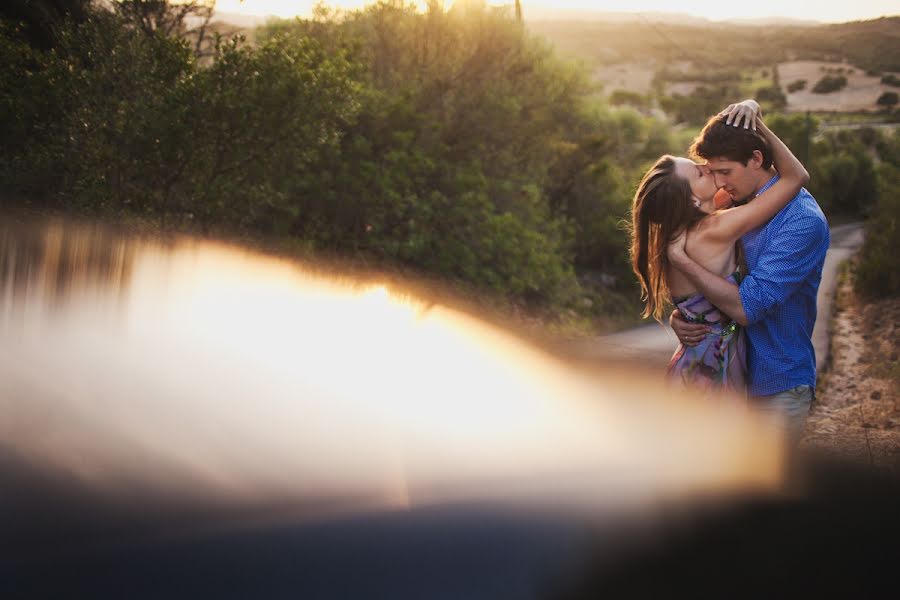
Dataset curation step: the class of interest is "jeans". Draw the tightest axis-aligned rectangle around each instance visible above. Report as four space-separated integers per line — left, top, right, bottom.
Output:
753 384 813 446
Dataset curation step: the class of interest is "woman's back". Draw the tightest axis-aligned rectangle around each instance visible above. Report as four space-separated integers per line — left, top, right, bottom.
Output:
666 216 737 298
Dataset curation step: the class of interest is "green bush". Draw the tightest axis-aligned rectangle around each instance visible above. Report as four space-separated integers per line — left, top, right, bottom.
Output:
608 90 649 109
856 163 900 299
812 74 848 94
786 79 807 93
756 85 787 110
808 130 878 216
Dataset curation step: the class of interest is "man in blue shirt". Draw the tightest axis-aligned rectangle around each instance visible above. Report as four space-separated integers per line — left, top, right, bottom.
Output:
668 112 830 445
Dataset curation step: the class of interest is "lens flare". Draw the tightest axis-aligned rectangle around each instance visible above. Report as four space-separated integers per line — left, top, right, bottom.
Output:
0 219 786 543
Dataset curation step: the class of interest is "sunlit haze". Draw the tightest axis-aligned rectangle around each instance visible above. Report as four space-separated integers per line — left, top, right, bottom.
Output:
214 0 898 24
0 219 786 527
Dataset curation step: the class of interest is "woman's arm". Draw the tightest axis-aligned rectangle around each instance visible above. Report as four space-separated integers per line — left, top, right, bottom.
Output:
701 105 810 244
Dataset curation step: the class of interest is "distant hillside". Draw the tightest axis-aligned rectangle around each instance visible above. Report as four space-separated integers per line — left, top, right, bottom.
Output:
212 11 275 29
523 8 713 27
724 17 820 27
528 16 900 73
523 9 821 28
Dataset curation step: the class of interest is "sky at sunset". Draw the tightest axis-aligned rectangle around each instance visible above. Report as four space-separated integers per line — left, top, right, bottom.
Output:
213 0 898 24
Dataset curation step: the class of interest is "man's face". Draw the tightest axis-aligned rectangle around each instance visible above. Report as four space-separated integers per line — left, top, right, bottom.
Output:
706 151 763 203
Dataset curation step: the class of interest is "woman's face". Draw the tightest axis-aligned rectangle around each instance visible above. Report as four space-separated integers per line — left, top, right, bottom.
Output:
673 157 717 214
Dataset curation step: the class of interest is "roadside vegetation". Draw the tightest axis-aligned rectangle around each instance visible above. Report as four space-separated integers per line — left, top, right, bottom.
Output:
1 1 898 332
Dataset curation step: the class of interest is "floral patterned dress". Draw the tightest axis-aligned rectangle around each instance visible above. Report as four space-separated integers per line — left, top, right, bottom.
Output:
667 272 747 396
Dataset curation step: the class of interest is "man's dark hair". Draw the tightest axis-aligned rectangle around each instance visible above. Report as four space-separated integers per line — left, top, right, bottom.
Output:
689 115 773 169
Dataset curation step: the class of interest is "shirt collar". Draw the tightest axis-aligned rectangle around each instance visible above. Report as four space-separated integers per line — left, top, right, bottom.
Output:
754 173 780 199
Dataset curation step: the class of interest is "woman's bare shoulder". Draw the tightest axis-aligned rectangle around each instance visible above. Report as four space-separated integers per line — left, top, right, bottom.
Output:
689 212 726 239
686 213 737 262
689 210 737 243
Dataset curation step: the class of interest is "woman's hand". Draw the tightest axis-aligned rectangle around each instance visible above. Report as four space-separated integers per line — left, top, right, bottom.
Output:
719 99 761 130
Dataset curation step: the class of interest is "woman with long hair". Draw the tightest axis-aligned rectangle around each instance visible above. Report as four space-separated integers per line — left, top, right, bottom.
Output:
630 100 809 393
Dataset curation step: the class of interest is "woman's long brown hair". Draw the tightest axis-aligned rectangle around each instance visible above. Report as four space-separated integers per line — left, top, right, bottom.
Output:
630 155 705 322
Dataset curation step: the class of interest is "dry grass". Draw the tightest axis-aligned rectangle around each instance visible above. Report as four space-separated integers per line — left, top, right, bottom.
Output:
593 58 899 113
802 259 900 470
780 60 898 112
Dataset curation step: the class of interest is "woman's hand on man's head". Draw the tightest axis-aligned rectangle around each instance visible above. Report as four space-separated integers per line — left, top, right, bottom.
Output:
718 99 761 130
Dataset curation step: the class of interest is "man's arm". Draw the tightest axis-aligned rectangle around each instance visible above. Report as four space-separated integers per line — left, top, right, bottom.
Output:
669 213 829 328
669 253 748 325
737 215 829 325
668 246 749 325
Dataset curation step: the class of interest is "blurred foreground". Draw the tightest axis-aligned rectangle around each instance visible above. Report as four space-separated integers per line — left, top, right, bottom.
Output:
1 218 896 598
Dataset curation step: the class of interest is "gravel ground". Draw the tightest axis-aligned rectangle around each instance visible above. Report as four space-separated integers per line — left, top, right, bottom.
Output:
801 260 900 471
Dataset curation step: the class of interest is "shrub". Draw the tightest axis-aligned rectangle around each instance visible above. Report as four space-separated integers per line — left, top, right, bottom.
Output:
608 90 648 109
812 74 848 94
877 92 899 107
756 85 787 110
881 73 900 87
856 163 900 299
786 79 807 93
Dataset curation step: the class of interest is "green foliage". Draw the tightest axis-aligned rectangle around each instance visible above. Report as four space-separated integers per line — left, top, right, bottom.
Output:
15 2 895 319
808 129 878 216
856 163 900 298
4 0 671 314
766 113 814 157
755 85 787 111
765 114 892 220
179 32 360 228
812 74 848 94
786 79 807 93
260 1 599 303
0 0 92 49
0 10 358 229
608 90 649 109
881 74 900 87
0 12 197 208
659 84 741 125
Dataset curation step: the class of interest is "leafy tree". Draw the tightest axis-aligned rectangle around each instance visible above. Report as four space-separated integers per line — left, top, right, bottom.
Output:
0 0 92 49
258 1 608 302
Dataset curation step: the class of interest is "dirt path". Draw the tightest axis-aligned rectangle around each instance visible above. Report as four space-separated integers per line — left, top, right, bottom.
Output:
800 262 900 470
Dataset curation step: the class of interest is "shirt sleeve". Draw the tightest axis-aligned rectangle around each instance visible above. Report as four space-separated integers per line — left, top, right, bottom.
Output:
739 214 829 325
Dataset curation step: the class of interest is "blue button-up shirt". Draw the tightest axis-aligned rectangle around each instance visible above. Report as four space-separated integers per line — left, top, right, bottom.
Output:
739 176 830 397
